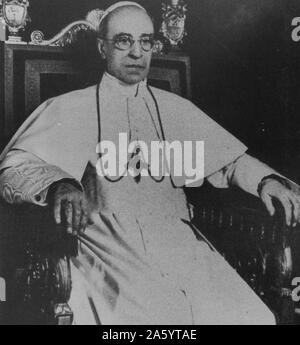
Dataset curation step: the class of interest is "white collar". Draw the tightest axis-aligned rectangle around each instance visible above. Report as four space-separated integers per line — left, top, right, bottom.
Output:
100 72 148 98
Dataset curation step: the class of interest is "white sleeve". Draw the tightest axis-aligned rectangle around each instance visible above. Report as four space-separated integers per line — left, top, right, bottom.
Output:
0 149 81 205
206 153 279 197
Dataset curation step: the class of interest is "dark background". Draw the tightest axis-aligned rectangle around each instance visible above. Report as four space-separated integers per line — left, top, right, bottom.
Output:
23 0 300 181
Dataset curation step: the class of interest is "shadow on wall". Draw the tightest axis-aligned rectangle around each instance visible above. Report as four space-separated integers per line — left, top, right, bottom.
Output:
186 0 300 177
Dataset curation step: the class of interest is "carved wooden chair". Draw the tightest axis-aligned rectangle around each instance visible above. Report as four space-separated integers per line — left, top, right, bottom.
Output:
1 185 299 324
186 184 300 324
1 11 299 325
0 200 76 325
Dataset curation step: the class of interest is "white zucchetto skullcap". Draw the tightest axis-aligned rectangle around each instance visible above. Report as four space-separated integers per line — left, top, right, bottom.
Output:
98 1 147 27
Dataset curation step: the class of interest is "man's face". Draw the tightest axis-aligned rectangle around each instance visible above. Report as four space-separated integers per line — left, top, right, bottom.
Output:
98 7 154 85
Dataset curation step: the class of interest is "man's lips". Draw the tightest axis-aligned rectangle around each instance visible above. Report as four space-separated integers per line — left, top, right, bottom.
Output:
125 65 146 70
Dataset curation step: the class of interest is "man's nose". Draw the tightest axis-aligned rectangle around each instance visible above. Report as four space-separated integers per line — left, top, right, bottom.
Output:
129 41 143 59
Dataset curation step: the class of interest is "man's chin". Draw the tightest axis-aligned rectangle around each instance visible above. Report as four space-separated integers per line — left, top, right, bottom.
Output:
122 73 146 85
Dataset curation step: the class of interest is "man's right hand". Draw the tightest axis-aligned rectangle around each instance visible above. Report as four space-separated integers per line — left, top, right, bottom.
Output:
48 181 88 235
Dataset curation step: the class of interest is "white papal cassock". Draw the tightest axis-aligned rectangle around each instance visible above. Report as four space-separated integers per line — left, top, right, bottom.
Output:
0 73 277 324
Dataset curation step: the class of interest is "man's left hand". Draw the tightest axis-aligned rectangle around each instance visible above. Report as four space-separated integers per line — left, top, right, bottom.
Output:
259 178 300 227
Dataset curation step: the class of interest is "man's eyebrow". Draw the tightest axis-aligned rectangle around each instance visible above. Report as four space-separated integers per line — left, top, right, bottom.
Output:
113 32 132 38
113 32 154 38
140 33 154 38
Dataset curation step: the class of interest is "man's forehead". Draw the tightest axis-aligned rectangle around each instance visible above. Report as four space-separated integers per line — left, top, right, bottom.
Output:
107 6 154 37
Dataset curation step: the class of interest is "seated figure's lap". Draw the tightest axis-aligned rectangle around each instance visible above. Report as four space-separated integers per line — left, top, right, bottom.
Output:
69 233 275 325
70 174 275 324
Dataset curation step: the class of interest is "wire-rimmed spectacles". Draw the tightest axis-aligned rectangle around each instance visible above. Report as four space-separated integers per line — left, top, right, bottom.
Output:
100 34 155 52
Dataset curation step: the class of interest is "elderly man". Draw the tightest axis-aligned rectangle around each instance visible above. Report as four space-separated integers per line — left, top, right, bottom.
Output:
0 2 299 325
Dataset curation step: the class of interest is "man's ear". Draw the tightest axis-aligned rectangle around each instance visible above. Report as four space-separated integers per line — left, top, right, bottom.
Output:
97 38 106 60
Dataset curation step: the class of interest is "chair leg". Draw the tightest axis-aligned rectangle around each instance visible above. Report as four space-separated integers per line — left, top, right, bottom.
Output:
54 303 73 325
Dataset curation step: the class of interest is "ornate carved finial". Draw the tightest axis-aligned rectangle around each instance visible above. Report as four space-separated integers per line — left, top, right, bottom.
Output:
2 0 30 43
30 29 43 45
160 0 187 51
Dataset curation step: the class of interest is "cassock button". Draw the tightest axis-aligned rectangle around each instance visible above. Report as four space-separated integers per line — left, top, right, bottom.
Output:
35 195 41 202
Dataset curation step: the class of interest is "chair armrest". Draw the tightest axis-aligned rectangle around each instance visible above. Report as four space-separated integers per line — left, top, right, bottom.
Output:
187 184 300 324
0 199 76 324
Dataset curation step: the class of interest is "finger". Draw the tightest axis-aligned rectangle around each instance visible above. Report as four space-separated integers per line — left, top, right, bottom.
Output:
288 194 299 227
64 201 73 234
54 197 62 224
72 200 82 233
80 211 88 234
261 193 275 216
280 195 292 226
79 198 89 233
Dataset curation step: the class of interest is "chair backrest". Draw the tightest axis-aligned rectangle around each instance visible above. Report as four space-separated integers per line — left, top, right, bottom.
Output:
0 42 191 148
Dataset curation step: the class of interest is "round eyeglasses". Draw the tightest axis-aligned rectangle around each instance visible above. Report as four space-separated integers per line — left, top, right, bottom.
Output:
101 35 155 52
